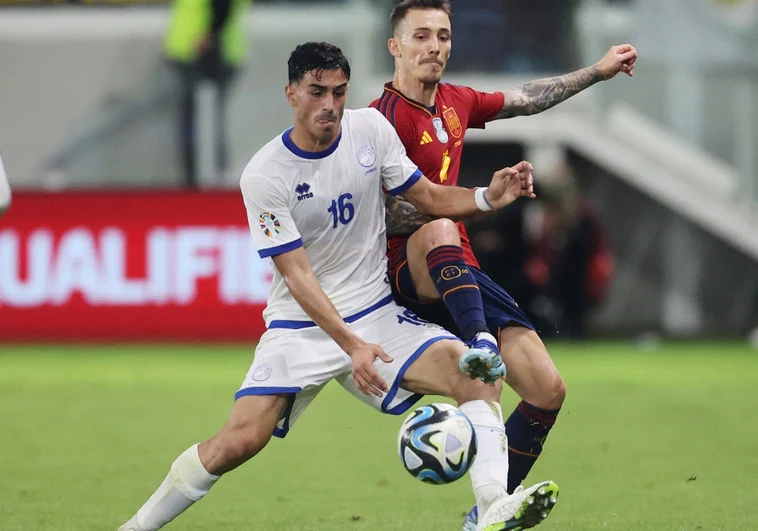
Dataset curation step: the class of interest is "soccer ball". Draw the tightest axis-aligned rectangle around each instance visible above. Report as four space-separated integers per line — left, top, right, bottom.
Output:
397 403 477 485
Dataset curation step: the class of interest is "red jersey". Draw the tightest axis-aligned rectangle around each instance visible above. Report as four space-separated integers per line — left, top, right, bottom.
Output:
370 82 504 267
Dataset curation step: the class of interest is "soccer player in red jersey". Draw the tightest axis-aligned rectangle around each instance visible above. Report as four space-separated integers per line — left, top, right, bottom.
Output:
370 2 637 528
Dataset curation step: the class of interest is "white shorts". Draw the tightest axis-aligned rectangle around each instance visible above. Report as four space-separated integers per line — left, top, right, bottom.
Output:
236 295 458 438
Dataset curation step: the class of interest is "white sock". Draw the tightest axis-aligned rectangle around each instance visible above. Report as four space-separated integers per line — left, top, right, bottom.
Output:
133 444 220 531
459 400 509 515
474 331 498 345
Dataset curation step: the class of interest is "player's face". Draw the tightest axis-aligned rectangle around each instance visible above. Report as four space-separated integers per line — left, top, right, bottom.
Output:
286 69 349 143
390 8 452 85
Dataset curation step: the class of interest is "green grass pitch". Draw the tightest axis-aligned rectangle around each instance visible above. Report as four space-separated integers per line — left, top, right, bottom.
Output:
1 342 757 531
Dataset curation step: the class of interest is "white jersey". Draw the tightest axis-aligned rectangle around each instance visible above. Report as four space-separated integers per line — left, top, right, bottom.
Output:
240 108 421 326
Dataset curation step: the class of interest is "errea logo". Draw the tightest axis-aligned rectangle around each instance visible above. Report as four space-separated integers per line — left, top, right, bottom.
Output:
296 183 314 201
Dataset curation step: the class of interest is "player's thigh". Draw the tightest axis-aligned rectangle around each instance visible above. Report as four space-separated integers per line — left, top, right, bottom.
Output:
473 266 535 334
499 326 565 410
400 338 502 405
236 326 346 438
471 266 565 407
346 303 502 405
224 393 290 435
337 303 457 413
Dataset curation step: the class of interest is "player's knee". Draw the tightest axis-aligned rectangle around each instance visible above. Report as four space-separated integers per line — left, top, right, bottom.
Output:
531 372 566 411
547 374 567 409
416 218 461 254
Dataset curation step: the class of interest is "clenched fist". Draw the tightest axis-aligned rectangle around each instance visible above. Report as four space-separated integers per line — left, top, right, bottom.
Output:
596 44 638 79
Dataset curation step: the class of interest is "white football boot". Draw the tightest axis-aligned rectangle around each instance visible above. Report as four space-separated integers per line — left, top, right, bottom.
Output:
475 480 559 531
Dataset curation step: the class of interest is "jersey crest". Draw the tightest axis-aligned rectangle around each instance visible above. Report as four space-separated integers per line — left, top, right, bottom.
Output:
357 145 377 167
442 107 463 139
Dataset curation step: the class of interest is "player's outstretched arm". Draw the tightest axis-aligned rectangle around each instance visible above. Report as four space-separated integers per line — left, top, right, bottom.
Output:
0 146 11 216
271 247 393 397
493 44 638 120
400 161 535 220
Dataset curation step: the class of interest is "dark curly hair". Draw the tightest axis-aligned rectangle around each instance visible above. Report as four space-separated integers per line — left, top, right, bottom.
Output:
287 42 351 85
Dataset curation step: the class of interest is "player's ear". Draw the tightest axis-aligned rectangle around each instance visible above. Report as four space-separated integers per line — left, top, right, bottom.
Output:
388 37 401 58
284 83 296 108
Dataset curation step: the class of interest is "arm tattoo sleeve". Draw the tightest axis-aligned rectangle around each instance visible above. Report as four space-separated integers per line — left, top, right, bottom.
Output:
495 65 604 119
385 195 434 237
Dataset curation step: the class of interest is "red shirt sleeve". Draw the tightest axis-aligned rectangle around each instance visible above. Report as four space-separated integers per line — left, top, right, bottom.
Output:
459 87 505 129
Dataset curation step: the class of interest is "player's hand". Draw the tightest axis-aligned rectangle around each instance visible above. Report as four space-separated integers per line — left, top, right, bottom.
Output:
596 44 638 79
349 343 393 397
485 160 536 209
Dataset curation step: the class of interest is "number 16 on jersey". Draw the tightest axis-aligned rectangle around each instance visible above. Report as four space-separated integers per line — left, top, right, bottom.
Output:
328 193 354 228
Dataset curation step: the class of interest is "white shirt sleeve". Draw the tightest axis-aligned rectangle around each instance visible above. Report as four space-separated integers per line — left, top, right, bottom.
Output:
0 144 11 213
240 172 303 258
372 109 422 196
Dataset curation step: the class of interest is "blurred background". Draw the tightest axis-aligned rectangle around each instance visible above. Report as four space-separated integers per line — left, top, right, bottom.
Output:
1 0 757 342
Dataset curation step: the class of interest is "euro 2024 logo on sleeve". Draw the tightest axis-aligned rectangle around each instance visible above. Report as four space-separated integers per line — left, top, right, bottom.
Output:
259 212 280 238
357 145 377 168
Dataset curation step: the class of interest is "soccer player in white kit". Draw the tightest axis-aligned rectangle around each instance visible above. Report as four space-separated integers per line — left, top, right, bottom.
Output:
0 143 11 216
118 42 558 531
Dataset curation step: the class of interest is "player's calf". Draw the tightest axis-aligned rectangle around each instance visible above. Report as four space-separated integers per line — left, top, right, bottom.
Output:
118 394 287 531
499 327 565 493
406 220 503 381
407 220 494 343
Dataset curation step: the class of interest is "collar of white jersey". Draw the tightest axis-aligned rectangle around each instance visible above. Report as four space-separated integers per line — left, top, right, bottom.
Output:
281 127 342 160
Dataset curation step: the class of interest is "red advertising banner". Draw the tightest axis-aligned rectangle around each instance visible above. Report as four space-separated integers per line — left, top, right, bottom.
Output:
0 191 272 341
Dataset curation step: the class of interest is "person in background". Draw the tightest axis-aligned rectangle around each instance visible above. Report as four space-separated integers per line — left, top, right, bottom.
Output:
164 0 252 188
522 164 615 338
472 163 614 339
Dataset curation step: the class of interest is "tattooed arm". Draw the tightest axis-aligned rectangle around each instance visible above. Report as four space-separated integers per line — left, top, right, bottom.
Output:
385 195 434 237
384 160 536 236
493 44 638 120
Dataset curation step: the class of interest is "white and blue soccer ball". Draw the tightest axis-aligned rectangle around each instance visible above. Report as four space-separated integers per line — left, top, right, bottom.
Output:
397 403 477 485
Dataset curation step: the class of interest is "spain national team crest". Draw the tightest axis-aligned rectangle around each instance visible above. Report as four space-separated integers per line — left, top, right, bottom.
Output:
443 107 463 139
259 212 280 237
432 117 449 143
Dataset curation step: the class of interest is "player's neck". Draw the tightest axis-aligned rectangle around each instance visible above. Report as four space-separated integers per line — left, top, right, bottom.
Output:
289 125 341 153
392 73 438 108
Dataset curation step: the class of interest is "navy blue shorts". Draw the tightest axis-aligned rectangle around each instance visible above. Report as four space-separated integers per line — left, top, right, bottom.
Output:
387 242 535 339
